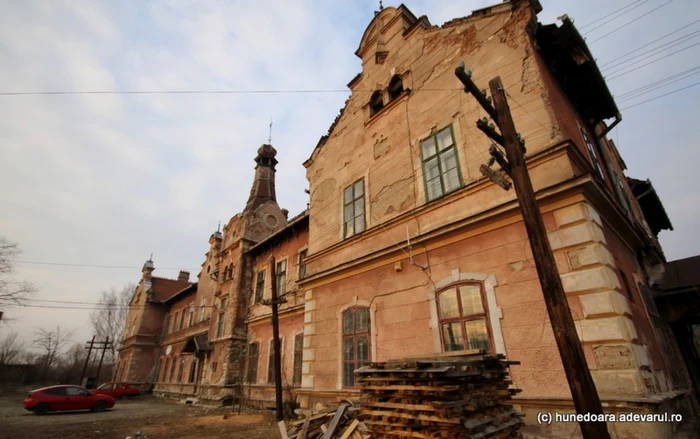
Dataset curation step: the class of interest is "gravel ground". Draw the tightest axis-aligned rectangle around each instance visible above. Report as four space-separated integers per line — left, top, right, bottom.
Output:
0 392 279 439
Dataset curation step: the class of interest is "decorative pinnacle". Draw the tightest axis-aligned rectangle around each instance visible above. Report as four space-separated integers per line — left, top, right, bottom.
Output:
268 117 273 144
379 0 383 10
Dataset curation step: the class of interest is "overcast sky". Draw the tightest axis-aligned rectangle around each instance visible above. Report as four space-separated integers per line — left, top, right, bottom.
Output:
1 0 699 350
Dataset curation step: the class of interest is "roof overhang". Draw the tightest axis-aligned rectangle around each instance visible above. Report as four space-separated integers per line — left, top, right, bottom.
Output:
536 17 619 123
627 177 673 236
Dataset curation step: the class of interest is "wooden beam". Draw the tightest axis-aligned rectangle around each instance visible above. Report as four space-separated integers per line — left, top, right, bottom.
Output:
322 404 348 439
338 419 360 439
277 421 289 439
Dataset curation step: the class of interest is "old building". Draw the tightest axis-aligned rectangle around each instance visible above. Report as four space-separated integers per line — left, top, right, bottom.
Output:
118 1 696 437
299 1 692 438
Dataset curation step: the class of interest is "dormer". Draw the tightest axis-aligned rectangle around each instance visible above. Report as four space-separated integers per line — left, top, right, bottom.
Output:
355 5 423 66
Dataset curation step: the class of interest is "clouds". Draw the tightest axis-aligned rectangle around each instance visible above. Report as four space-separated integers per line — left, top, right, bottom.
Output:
1 0 699 348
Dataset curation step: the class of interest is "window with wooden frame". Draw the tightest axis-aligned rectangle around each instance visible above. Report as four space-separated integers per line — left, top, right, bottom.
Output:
164 315 170 335
388 75 404 101
172 312 179 333
199 298 206 322
267 340 276 384
216 298 227 338
187 305 194 327
619 270 635 303
179 309 186 331
421 126 462 202
613 173 632 215
276 259 287 295
188 358 197 383
343 179 366 239
169 357 177 382
161 358 169 382
254 270 265 304
580 127 605 181
177 356 185 383
211 361 218 373
247 342 259 383
298 250 308 279
436 284 491 352
293 333 303 385
342 307 370 388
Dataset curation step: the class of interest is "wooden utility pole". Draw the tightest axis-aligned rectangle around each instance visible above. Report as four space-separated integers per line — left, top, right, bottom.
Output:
80 336 95 384
456 66 611 439
95 336 110 384
265 256 285 421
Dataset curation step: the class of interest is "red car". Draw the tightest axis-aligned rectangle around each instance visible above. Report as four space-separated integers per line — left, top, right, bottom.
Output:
94 382 140 399
23 385 115 415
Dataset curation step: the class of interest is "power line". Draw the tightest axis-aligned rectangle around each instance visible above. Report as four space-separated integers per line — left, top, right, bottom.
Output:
607 40 700 80
578 0 642 30
0 88 464 97
15 260 199 270
582 0 648 35
598 19 700 68
601 29 700 72
620 80 700 110
588 0 674 45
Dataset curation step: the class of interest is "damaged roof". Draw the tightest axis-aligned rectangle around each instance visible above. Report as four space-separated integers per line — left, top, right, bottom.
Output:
159 281 197 304
536 16 620 122
627 177 673 236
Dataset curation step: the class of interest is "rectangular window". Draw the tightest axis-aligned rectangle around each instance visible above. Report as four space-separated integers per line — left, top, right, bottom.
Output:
614 173 632 215
247 343 259 383
421 126 462 202
199 298 206 322
169 358 177 382
437 284 491 353
254 270 265 304
619 270 635 303
298 250 308 279
342 308 370 387
177 356 185 383
276 259 287 295
267 340 276 384
164 315 170 335
293 333 303 386
216 298 227 338
211 361 217 374
172 312 179 333
343 178 366 239
580 127 605 181
179 310 186 331
188 306 194 327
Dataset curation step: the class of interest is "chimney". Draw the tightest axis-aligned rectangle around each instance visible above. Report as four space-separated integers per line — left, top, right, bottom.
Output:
178 270 190 282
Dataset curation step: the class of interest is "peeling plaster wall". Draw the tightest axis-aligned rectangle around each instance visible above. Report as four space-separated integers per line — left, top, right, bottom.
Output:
305 1 564 264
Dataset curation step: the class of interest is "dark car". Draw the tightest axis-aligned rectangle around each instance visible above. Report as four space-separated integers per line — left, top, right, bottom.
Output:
93 382 140 399
23 385 115 415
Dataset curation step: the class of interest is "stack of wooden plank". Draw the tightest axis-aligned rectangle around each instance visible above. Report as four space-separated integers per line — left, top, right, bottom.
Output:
356 350 523 439
279 400 371 439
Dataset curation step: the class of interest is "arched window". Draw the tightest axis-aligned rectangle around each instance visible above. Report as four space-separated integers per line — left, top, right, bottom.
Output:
169 356 177 382
342 307 370 387
177 356 186 383
161 357 169 382
436 283 491 352
369 91 384 116
388 75 404 101
247 342 260 383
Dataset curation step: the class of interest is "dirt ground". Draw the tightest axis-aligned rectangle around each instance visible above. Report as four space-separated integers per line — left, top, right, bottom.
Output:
0 392 279 439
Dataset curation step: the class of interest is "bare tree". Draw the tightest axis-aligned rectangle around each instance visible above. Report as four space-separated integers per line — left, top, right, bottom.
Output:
89 283 134 363
57 342 87 384
33 326 74 377
0 331 25 364
0 236 37 309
